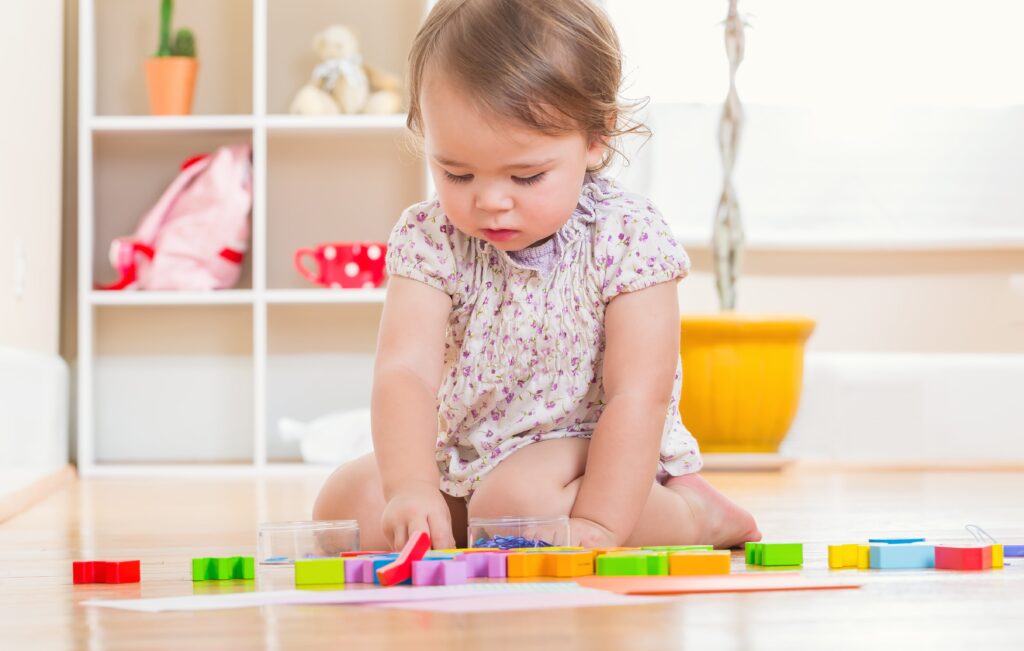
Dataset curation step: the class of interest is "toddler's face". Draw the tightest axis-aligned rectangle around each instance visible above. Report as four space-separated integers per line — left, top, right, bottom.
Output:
419 73 605 251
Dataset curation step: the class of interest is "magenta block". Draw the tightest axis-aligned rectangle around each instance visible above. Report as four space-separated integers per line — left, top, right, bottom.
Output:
362 558 378 584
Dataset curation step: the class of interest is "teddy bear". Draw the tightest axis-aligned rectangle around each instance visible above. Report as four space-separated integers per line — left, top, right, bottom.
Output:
289 24 403 116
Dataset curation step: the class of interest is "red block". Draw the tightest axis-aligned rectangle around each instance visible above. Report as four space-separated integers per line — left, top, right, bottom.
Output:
73 560 141 584
376 531 431 587
935 546 992 571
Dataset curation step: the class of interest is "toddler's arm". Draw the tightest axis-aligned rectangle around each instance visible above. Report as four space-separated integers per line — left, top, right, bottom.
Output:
570 281 681 545
372 276 455 549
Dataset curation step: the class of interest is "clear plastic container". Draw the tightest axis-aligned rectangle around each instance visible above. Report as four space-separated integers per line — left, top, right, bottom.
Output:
468 516 570 549
257 520 360 565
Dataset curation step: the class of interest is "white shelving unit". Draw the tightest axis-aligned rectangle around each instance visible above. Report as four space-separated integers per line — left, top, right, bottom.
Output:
77 0 432 475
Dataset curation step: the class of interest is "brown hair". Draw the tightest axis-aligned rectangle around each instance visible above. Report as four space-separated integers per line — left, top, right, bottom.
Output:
406 0 648 171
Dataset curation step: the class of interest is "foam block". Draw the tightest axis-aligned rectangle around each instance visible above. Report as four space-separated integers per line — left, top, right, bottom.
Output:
377 531 431 587
669 551 731 575
828 544 859 569
344 558 369 583
295 558 345 585
935 545 992 571
596 553 648 576
868 537 925 545
192 556 254 581
73 560 141 584
544 551 596 578
869 544 935 569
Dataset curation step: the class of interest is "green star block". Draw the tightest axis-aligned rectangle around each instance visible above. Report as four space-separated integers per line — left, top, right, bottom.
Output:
192 556 255 581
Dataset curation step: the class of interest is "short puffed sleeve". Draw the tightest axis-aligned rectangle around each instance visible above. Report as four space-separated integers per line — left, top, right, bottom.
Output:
385 201 460 296
594 195 691 302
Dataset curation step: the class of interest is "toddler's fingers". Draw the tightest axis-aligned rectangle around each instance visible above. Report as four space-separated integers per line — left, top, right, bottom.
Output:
406 516 431 549
427 511 455 549
391 523 408 552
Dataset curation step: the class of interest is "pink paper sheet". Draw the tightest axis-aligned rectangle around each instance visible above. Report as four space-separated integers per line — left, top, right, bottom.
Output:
372 589 675 613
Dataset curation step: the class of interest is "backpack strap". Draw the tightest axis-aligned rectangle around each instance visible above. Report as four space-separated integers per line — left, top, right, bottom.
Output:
95 240 155 290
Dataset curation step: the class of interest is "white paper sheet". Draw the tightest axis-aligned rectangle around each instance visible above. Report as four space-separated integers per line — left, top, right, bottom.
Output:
371 589 676 613
81 582 605 613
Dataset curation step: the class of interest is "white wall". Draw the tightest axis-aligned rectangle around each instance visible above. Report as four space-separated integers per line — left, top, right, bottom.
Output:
0 0 69 503
0 0 65 354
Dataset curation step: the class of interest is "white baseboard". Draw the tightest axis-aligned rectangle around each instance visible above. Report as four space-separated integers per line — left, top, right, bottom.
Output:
783 353 1024 463
0 347 70 505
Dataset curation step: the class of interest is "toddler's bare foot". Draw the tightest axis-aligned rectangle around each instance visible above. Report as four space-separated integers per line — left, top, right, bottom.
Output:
664 474 761 549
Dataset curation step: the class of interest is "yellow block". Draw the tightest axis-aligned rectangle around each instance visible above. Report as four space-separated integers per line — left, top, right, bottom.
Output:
592 547 632 557
992 544 1004 569
507 553 546 578
544 551 595 577
828 544 859 569
857 545 871 569
669 550 731 575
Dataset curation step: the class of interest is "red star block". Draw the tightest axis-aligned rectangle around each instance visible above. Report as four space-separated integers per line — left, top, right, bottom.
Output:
73 560 141 584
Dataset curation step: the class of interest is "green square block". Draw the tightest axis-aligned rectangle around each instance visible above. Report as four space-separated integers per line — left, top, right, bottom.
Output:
760 543 803 566
745 542 762 565
597 554 648 576
295 558 346 586
192 556 256 581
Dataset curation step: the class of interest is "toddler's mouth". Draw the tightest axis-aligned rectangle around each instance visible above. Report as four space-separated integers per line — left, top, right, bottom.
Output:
481 228 519 242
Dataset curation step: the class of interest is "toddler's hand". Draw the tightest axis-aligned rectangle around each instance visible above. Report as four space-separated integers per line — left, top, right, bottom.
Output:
380 481 456 551
569 516 620 548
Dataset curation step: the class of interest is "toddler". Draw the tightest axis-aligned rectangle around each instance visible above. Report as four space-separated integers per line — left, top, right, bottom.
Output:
314 0 760 551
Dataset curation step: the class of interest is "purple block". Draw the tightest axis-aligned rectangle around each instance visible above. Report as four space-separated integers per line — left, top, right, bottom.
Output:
345 558 368 584
412 560 445 586
440 560 467 585
487 553 507 578
412 560 469 586
463 553 491 578
362 558 379 584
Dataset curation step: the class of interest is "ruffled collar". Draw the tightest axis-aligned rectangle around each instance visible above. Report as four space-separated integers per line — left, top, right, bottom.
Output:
481 174 622 271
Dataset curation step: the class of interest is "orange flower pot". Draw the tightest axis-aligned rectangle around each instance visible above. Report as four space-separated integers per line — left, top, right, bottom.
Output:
144 57 198 115
679 313 815 453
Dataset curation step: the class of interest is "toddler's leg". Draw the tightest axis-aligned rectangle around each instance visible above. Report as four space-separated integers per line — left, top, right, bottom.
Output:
467 438 760 548
313 453 468 550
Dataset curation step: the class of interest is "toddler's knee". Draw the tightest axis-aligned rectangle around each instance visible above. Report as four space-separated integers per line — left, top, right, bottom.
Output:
312 457 377 521
467 476 570 521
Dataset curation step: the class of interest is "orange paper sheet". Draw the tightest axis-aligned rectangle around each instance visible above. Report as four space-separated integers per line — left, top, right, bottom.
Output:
576 573 861 595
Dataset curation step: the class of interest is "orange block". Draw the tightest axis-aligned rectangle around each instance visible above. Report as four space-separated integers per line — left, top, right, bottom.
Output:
507 552 547 578
543 551 595 577
669 550 732 576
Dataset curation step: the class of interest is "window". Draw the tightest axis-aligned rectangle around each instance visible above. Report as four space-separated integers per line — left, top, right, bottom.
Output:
606 0 1024 246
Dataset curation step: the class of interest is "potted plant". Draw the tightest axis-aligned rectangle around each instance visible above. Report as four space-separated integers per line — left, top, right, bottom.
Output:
144 0 198 115
678 0 815 465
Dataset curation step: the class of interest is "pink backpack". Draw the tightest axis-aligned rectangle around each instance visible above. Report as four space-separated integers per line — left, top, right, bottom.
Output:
99 143 253 291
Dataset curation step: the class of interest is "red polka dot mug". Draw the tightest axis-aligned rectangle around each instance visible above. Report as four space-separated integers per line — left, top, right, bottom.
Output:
293 242 388 289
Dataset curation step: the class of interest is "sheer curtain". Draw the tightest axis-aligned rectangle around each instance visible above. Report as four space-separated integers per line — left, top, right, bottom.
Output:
605 0 1024 246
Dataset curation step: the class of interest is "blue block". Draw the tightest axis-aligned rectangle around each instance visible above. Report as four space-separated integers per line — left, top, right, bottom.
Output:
1004 545 1024 557
869 544 935 569
372 557 411 585
868 537 925 545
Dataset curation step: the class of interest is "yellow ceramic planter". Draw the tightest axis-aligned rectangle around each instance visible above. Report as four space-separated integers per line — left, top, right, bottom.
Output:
679 313 815 453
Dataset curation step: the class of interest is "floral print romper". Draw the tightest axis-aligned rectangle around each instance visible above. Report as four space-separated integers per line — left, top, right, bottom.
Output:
385 175 703 498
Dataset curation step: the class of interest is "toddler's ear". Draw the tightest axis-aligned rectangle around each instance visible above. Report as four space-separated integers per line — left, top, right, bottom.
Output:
585 135 609 169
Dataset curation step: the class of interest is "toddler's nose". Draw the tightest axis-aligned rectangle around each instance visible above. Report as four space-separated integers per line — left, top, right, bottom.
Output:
474 185 514 213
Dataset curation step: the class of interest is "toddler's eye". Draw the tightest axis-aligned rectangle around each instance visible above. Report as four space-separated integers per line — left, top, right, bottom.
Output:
444 171 473 184
512 172 546 186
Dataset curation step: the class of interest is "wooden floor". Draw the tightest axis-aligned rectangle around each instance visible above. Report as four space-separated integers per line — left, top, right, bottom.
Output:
2 466 1023 650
